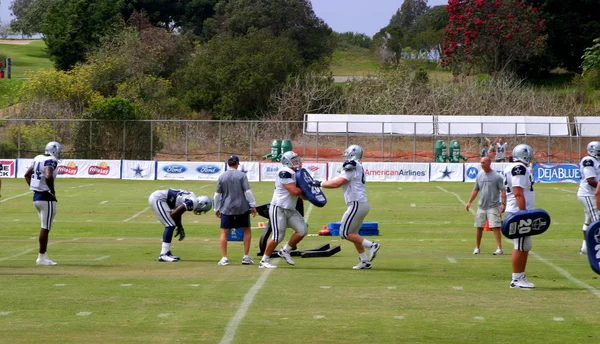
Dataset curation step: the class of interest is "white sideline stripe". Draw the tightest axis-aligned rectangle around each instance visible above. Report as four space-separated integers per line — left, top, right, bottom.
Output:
304 204 314 222
437 186 475 215
123 207 150 222
0 191 30 203
410 203 416 207
438 185 600 298
219 267 276 344
100 201 109 205
94 256 110 261
553 188 576 194
0 239 78 262
69 184 94 189
447 257 457 264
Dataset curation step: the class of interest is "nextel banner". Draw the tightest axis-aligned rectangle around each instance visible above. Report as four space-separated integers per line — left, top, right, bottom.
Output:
534 163 580 183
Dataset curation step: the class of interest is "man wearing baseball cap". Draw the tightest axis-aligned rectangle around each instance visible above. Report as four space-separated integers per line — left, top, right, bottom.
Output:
214 155 258 265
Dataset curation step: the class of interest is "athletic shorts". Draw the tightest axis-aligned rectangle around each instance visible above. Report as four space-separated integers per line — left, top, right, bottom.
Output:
148 192 175 228
221 211 250 229
578 195 599 225
340 201 370 239
474 207 502 228
34 200 57 231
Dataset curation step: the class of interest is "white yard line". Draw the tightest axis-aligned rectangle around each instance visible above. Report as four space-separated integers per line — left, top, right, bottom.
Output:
217 202 313 344
553 188 576 194
0 239 79 262
0 191 30 203
437 185 600 298
437 186 475 215
123 207 150 222
100 201 109 205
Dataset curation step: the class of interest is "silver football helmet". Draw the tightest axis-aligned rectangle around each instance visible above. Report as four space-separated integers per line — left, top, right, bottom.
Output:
193 195 212 215
45 141 64 160
281 151 301 169
512 144 534 164
587 141 600 158
343 144 363 161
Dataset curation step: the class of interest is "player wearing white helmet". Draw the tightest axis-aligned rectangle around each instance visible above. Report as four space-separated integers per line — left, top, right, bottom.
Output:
148 189 211 262
259 150 308 269
577 141 600 254
309 144 380 269
503 144 536 288
24 141 64 266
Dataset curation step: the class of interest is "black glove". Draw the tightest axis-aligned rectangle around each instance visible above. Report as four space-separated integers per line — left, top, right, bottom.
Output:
174 226 186 241
309 180 322 187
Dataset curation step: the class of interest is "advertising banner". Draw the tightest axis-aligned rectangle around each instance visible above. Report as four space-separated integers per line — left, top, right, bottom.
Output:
156 161 226 181
328 162 429 182
122 160 156 180
464 163 511 182
226 161 260 182
0 159 16 178
430 163 464 182
533 163 580 183
17 159 33 178
56 159 121 179
260 162 327 182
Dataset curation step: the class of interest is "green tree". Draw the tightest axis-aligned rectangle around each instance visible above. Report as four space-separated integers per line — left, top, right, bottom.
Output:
389 0 430 28
173 28 303 120
581 38 600 89
211 0 334 66
9 0 56 36
334 32 372 49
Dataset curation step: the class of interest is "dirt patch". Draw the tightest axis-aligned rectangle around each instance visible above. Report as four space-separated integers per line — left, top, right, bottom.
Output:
0 40 35 45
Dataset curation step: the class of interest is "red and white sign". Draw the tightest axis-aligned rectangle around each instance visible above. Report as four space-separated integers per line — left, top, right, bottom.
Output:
260 162 327 181
328 162 430 182
57 160 121 178
0 159 16 178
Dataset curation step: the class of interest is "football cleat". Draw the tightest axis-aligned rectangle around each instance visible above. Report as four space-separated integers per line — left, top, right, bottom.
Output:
259 260 277 269
473 248 480 255
217 257 229 266
580 246 587 255
277 250 295 265
241 256 254 265
492 248 504 255
36 258 58 266
510 276 535 289
165 251 180 260
353 261 372 270
158 254 179 262
369 242 381 262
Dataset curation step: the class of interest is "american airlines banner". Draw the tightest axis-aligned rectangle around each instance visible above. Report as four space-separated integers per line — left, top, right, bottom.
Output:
226 161 260 182
0 159 16 178
260 162 327 181
429 163 464 182
464 163 510 183
122 160 156 180
56 159 121 178
328 162 430 182
157 161 225 181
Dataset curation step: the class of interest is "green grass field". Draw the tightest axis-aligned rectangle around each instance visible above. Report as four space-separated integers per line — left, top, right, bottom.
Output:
0 178 598 343
0 40 53 79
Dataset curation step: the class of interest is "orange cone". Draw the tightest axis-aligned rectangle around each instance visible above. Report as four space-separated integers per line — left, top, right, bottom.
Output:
484 219 491 231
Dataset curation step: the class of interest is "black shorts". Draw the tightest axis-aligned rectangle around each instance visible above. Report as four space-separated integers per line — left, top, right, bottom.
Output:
221 211 251 229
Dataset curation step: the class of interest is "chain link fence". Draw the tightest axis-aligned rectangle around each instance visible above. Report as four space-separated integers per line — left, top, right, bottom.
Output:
0 118 591 163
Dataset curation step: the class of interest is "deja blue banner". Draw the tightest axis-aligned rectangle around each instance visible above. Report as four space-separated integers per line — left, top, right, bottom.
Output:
533 163 580 183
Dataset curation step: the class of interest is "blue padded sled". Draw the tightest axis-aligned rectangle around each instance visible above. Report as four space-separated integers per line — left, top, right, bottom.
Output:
295 168 327 207
585 220 600 275
501 209 551 239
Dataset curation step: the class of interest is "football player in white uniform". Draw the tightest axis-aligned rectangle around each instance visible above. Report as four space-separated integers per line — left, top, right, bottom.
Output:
503 144 536 288
577 141 600 254
310 145 380 269
24 141 62 266
259 151 308 269
148 189 212 262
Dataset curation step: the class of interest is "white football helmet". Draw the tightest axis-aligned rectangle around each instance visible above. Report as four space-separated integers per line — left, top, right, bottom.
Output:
281 151 301 169
343 144 363 161
45 141 64 160
512 144 534 164
587 141 600 158
194 195 212 215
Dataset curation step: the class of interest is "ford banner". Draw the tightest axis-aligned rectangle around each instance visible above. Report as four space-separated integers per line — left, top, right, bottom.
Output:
533 163 580 183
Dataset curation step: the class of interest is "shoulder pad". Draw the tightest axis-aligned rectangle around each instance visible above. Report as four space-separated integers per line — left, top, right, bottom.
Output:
343 160 357 171
511 165 526 176
583 159 594 167
44 159 58 169
278 170 292 179
184 199 194 211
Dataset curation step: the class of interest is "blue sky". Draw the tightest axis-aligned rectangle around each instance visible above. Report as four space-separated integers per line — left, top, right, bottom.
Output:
311 0 448 37
0 1 11 25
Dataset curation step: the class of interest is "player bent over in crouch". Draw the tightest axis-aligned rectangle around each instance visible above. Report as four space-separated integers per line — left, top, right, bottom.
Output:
309 144 380 270
148 189 212 262
503 144 536 288
259 151 308 269
577 141 600 254
24 141 63 266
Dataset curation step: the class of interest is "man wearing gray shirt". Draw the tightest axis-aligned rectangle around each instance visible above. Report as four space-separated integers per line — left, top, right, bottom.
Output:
214 155 258 266
466 157 507 255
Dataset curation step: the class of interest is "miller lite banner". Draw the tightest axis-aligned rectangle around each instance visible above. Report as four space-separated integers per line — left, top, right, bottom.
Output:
533 163 580 183
0 159 16 178
157 161 226 181
122 160 156 180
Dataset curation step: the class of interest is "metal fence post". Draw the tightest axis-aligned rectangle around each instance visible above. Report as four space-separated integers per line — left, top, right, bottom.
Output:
89 120 93 157
218 121 222 161
381 122 385 161
17 119 21 158
185 121 189 161
316 121 319 162
249 122 254 161
547 123 551 163
413 122 417 162
150 121 154 160
122 120 126 159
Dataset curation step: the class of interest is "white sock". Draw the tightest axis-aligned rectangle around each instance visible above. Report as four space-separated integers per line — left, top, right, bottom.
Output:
261 255 270 262
512 272 523 280
38 253 46 260
361 239 373 248
582 240 587 249
243 255 249 259
161 242 171 255
282 244 292 252
359 252 368 262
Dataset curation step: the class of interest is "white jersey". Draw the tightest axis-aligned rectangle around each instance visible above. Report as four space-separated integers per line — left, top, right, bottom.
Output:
271 166 298 209
29 154 58 192
152 189 198 211
503 162 535 213
339 160 368 203
495 142 508 159
577 156 600 197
